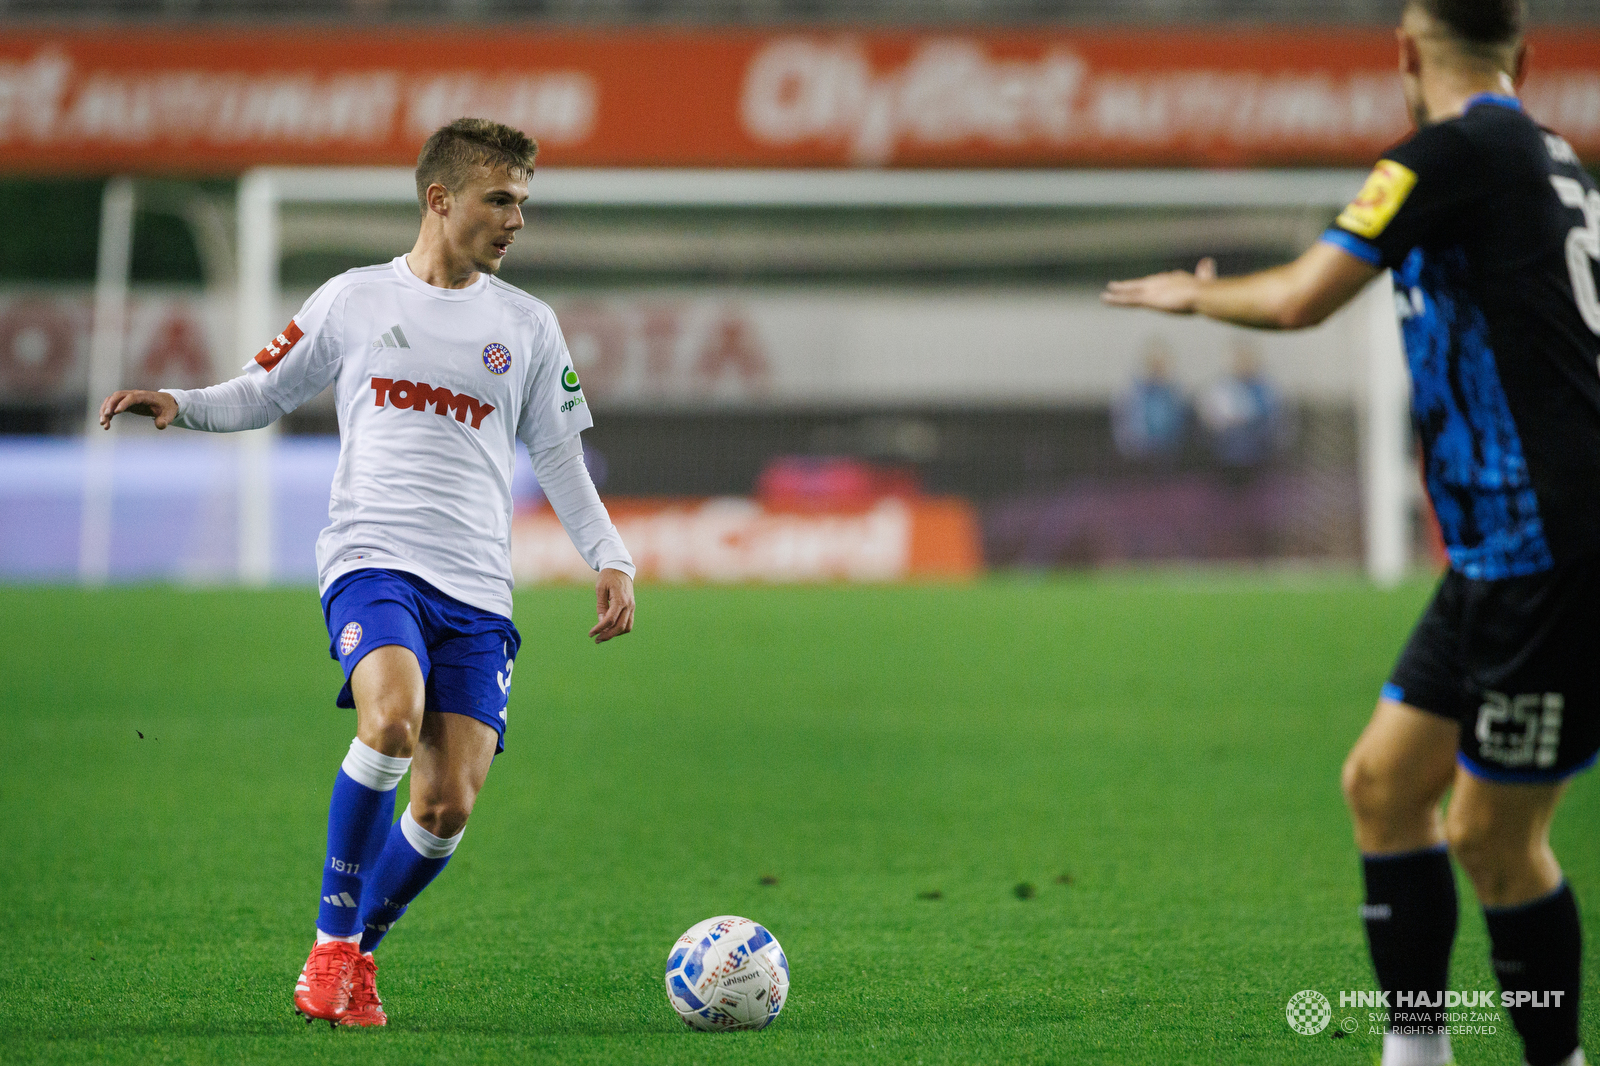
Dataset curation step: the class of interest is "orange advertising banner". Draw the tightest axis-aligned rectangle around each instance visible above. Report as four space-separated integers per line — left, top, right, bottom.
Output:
0 27 1596 173
512 496 982 583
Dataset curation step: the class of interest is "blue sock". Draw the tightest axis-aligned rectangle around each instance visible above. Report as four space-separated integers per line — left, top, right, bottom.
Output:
316 739 411 938
359 808 462 953
360 789 396 874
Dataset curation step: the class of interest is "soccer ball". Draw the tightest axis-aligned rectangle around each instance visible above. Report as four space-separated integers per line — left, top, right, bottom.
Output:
664 915 789 1031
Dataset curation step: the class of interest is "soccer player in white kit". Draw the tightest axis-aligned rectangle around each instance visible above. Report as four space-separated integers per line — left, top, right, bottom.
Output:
98 119 636 1027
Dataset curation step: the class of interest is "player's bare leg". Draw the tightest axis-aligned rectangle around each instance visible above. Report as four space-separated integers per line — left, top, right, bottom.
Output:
1446 771 1564 907
408 711 498 839
1343 699 1459 852
1341 699 1460 1066
353 645 428 758
1446 773 1582 1066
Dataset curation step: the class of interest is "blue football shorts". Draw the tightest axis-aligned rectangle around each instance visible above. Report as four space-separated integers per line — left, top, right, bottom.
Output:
321 568 522 752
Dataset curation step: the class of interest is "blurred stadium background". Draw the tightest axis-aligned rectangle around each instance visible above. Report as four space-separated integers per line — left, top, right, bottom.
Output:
1 2 1598 589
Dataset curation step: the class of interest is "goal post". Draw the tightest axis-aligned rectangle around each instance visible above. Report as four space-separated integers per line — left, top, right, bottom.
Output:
220 165 1411 584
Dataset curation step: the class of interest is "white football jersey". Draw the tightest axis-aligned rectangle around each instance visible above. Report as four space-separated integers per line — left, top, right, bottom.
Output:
245 256 597 618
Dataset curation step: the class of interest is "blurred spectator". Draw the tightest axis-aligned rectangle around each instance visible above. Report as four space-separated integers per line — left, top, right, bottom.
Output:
1197 341 1289 468
1111 338 1189 464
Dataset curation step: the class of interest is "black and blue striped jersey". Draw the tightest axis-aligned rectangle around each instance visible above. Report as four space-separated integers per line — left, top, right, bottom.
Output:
1322 94 1600 580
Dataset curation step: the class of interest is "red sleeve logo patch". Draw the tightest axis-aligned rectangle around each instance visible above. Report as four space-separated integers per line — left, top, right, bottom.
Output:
254 320 305 372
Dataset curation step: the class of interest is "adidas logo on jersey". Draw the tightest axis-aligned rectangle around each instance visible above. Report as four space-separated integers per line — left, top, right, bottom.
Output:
371 377 496 429
323 891 358 907
371 324 411 350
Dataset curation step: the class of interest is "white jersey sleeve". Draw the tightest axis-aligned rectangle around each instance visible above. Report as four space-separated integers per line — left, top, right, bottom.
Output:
514 306 594 452
505 294 631 575
530 435 636 577
240 279 346 414
160 280 349 432
163 374 282 432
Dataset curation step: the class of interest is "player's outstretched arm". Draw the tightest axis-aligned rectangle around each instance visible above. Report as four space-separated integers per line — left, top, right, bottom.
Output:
590 567 635 644
526 434 637 641
1102 242 1379 331
99 389 179 430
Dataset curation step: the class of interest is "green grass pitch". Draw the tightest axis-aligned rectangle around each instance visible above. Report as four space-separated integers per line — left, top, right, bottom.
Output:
1 575 1594 1065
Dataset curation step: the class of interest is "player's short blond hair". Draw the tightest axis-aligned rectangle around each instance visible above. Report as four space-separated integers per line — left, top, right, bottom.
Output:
415 118 539 215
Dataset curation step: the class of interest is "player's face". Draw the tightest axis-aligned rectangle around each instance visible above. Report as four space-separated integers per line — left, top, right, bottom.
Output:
446 166 529 276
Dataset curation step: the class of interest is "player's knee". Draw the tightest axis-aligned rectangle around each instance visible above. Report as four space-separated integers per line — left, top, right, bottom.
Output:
411 795 473 839
1341 749 1442 852
360 696 423 757
1445 805 1508 880
410 774 480 839
1340 750 1391 822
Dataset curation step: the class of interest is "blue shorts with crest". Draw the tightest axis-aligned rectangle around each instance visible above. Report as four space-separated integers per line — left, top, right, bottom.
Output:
321 568 521 753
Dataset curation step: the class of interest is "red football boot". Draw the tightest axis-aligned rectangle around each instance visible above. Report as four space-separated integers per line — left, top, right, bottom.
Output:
338 952 388 1027
293 940 360 1026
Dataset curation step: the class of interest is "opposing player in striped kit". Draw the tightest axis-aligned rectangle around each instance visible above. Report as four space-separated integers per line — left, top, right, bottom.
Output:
99 118 636 1027
1105 2 1593 1064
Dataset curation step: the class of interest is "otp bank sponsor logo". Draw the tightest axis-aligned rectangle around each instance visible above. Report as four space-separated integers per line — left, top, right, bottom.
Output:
483 343 512 374
255 320 305 371
338 622 363 656
370 377 496 428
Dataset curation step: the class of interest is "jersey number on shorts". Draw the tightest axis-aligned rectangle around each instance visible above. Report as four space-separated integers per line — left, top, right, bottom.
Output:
496 658 515 724
1550 175 1600 338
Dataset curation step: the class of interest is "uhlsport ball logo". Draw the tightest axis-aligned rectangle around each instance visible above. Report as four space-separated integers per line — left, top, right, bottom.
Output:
339 622 363 657
664 916 788 1031
1285 990 1332 1035
482 343 511 375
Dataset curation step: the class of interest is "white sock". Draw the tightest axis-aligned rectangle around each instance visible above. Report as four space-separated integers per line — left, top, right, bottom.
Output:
1383 1031 1453 1066
340 737 411 791
399 808 463 859
315 929 361 944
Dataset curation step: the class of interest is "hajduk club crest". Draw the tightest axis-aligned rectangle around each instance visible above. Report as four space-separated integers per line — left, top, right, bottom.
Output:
482 343 511 375
339 622 363 656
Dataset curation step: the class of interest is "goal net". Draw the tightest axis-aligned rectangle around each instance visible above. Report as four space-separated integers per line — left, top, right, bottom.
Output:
50 166 1419 585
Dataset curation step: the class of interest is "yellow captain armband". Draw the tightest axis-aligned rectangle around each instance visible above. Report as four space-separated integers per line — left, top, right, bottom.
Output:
1336 160 1419 239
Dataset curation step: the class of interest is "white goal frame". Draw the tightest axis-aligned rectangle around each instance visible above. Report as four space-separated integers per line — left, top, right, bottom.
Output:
92 166 1411 585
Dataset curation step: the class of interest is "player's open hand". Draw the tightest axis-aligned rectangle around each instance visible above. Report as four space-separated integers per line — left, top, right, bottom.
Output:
1102 257 1217 314
590 567 635 644
99 389 179 430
